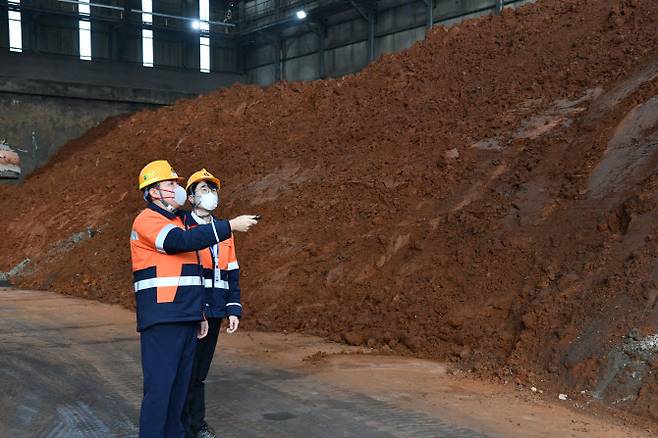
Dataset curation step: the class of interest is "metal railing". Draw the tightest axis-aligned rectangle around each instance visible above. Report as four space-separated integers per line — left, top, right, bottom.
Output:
241 0 317 24
0 0 239 32
130 8 236 28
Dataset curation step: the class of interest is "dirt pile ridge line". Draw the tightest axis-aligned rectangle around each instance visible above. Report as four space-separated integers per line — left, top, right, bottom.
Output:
2 0 658 424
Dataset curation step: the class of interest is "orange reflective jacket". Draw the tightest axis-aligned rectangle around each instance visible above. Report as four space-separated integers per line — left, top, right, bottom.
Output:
182 211 242 318
130 204 231 331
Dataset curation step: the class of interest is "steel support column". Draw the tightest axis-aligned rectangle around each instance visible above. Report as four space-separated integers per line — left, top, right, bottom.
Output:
310 22 327 79
279 38 286 81
494 0 504 15
423 0 433 29
319 31 326 78
350 0 376 63
273 38 282 81
271 36 286 81
367 12 374 61
260 32 284 82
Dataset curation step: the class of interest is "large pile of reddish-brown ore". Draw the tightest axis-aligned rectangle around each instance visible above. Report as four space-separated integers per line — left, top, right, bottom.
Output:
3 0 658 423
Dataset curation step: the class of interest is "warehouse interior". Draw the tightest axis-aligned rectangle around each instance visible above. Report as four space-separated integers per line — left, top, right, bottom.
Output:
1 0 530 176
2 0 658 436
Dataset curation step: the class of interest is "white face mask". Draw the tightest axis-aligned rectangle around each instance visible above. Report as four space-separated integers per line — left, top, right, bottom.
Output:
154 184 188 211
196 192 218 211
173 185 187 206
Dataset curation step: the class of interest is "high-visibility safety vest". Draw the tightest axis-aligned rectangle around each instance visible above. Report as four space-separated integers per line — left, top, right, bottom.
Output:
130 203 231 331
182 211 242 319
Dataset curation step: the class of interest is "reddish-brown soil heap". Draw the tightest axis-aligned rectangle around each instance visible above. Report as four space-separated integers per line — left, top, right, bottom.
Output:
2 0 658 422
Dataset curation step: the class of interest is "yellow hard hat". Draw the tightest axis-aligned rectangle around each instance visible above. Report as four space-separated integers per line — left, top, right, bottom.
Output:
138 160 183 190
186 168 221 192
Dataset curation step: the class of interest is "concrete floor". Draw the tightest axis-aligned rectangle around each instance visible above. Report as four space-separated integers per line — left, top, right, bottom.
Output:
0 288 490 438
0 288 652 438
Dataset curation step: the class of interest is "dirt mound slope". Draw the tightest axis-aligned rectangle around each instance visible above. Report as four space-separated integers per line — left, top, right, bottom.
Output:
2 0 658 422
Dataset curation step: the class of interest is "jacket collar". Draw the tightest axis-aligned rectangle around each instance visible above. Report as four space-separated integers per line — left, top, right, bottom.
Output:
147 202 177 220
191 210 214 225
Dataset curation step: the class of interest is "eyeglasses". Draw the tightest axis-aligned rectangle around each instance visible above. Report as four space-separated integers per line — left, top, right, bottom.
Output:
196 185 218 195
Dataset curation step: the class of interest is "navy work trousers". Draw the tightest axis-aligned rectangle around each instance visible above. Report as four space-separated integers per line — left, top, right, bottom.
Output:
139 321 198 438
183 317 222 436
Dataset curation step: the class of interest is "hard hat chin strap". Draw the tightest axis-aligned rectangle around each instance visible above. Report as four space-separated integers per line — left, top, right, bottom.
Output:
155 187 178 213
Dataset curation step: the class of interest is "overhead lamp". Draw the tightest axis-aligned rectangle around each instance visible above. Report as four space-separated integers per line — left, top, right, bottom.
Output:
296 10 307 19
191 20 201 29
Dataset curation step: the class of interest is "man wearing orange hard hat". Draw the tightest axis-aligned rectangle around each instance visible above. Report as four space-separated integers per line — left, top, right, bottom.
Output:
180 169 245 438
130 160 259 438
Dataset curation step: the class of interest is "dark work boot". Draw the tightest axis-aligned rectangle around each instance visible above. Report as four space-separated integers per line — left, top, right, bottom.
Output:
194 424 218 438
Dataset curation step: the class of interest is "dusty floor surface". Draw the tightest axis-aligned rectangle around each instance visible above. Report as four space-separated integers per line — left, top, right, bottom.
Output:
0 287 653 437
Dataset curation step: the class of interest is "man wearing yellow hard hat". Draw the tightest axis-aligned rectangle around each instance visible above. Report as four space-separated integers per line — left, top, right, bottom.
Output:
180 169 244 438
130 160 258 438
